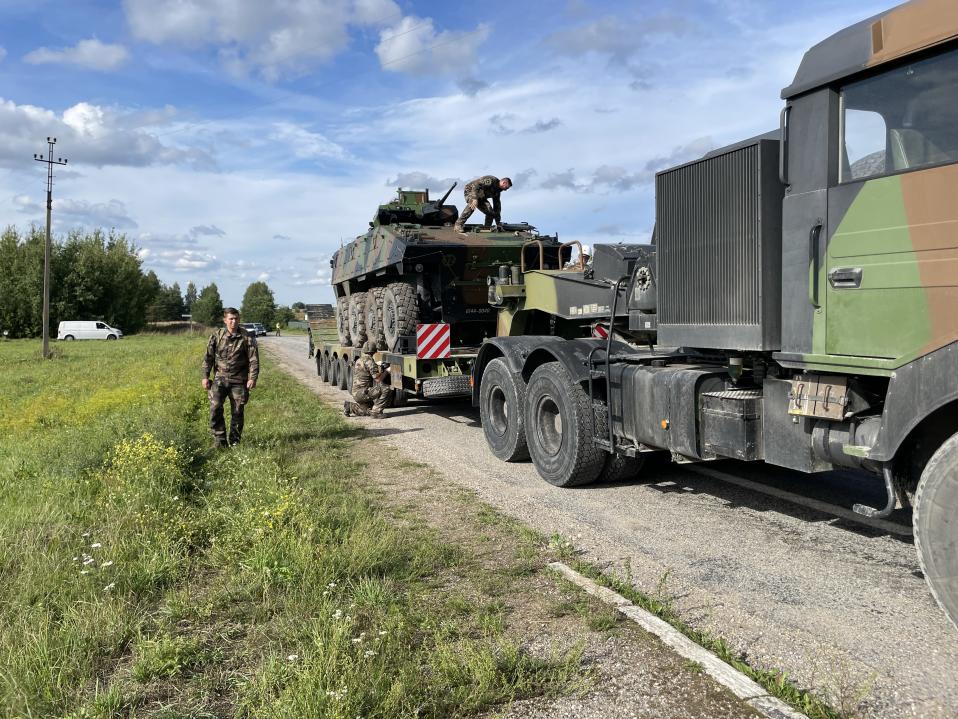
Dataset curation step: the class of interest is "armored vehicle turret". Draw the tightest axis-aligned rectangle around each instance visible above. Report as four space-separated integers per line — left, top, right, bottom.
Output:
331 184 571 352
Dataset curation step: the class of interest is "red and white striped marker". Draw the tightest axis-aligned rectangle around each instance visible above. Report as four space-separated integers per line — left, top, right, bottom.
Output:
591 322 609 339
417 323 451 358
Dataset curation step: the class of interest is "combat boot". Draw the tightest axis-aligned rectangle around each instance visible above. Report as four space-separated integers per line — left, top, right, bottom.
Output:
453 223 465 233
343 400 352 417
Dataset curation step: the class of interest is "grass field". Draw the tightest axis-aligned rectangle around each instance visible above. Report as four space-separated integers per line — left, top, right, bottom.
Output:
0 336 584 718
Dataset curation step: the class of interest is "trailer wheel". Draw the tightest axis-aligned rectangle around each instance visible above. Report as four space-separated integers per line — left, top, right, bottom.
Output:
365 286 387 350
335 298 351 346
329 355 340 387
316 353 323 378
339 356 351 391
597 453 646 483
914 432 958 631
525 361 606 487
480 358 529 462
348 292 367 346
382 281 418 352
319 353 330 382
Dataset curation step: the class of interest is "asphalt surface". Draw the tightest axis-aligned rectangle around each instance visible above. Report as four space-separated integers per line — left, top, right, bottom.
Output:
264 335 958 719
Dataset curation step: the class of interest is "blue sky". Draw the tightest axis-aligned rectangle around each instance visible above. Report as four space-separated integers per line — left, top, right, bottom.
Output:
0 0 890 306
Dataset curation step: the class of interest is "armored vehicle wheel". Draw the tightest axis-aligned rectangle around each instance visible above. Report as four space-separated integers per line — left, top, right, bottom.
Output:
338 356 351 391
480 358 529 462
524 361 606 487
316 353 323 378
348 292 368 346
320 353 331 382
382 281 418 352
914 432 958 631
365 286 387 349
335 298 351 346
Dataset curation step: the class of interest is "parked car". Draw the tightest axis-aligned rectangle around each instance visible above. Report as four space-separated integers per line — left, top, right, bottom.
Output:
57 321 123 341
252 323 268 336
240 322 257 334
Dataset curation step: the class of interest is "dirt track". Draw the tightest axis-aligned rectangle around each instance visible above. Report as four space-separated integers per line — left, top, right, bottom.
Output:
264 335 958 719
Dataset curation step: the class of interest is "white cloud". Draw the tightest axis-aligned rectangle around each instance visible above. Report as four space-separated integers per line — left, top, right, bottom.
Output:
190 224 226 237
270 122 349 161
124 0 400 81
375 16 489 76
0 97 206 170
24 39 129 72
385 171 459 190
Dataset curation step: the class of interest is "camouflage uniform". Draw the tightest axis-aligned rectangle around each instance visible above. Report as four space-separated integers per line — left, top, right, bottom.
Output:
454 175 504 231
202 327 259 445
345 353 392 416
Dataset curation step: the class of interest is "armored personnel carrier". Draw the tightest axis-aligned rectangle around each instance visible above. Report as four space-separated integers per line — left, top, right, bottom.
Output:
330 184 570 352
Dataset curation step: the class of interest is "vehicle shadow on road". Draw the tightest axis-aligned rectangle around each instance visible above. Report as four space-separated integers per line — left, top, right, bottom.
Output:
359 426 425 438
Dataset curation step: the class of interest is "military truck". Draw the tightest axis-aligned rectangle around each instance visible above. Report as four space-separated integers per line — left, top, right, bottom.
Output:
317 185 576 400
472 0 958 628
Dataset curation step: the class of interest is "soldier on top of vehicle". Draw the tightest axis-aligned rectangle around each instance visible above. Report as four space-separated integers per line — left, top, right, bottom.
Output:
454 175 512 233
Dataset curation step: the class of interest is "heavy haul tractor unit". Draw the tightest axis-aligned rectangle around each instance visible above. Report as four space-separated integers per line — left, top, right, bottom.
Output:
329 184 570 352
472 0 958 628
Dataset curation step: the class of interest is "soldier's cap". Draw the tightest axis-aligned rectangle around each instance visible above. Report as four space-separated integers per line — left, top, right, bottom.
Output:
362 341 376 354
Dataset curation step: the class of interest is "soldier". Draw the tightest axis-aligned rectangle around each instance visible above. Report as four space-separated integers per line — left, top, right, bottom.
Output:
453 175 512 233
343 341 393 418
202 307 259 447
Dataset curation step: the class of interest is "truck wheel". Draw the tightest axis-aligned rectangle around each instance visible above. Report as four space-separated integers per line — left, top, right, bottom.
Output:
914 432 958 631
339 356 351 391
382 281 418 352
316 354 323 378
349 292 367 346
597 453 646 483
330 355 340 387
335 298 351 346
480 357 529 462
318 353 328 382
64 335 75 341
525 361 606 487
365 286 387 350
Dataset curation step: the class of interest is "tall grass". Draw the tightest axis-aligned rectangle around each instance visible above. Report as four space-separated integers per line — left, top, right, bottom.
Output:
0 337 580 717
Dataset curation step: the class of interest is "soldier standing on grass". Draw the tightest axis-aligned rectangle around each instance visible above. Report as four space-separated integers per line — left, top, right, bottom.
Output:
453 175 512 232
202 307 259 448
343 341 392 418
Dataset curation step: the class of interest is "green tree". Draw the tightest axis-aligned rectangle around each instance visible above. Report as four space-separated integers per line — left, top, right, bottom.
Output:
274 305 295 327
291 301 306 310
241 281 275 326
184 281 198 312
192 283 224 327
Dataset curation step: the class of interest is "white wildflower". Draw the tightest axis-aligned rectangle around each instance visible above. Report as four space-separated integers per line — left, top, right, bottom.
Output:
378 630 387 636
82 532 91 538
80 570 90 575
83 558 94 566
90 542 102 549
103 582 116 592
327 582 337 588
287 654 299 662
100 561 114 568
333 609 343 619
364 649 376 658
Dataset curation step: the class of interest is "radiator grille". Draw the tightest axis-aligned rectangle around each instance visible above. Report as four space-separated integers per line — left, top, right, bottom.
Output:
655 140 782 350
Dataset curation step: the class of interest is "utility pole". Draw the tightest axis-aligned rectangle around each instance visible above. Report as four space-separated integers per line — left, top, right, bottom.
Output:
33 137 68 359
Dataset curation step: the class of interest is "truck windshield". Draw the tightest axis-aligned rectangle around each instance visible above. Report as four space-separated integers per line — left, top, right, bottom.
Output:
841 44 958 182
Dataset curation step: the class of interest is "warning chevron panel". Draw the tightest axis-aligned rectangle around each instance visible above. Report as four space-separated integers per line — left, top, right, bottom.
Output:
416 323 451 359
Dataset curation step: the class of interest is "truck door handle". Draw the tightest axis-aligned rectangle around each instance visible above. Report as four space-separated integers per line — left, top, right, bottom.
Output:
808 219 823 307
828 267 863 289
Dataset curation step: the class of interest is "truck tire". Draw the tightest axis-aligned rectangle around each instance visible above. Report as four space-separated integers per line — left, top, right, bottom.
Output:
365 286 387 350
336 298 351 346
338 355 351 391
348 292 367 346
320 353 331 382
330 355 340 387
913 432 958 631
382 281 418 352
480 357 529 462
524 361 606 487
316 353 323 378
597 453 646 483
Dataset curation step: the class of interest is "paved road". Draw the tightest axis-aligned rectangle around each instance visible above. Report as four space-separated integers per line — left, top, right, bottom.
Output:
263 335 958 719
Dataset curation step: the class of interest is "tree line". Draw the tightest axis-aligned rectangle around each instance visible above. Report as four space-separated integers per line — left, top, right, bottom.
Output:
0 226 299 338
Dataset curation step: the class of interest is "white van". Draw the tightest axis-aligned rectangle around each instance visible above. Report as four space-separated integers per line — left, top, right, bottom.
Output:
57 321 124 341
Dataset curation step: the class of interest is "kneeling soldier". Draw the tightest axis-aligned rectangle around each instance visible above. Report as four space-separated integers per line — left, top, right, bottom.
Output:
202 307 259 447
344 341 393 418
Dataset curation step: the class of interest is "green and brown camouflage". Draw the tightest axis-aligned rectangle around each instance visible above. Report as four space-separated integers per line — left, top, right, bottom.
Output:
776 0 958 376
330 184 568 349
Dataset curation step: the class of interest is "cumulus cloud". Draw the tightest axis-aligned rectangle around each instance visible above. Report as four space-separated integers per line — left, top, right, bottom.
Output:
547 13 690 89
12 194 41 214
540 169 583 192
488 114 562 135
190 224 226 237
24 39 129 71
124 0 400 81
386 171 459 191
0 97 207 170
375 16 489 76
270 122 349 161
457 77 488 96
141 248 221 271
56 198 139 229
